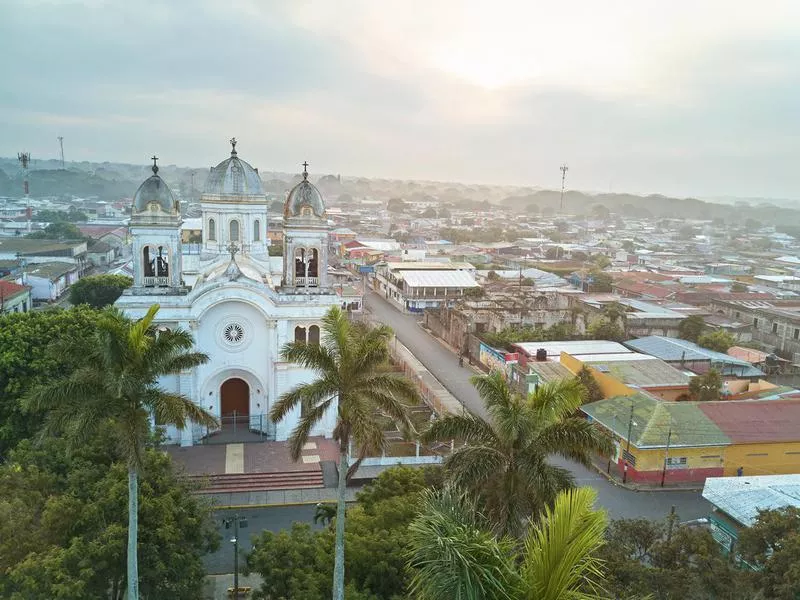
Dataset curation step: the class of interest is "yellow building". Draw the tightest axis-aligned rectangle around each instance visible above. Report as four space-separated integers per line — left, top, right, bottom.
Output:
582 393 800 484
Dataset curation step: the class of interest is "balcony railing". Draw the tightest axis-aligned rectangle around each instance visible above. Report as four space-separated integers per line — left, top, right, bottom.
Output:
296 277 319 287
143 276 170 287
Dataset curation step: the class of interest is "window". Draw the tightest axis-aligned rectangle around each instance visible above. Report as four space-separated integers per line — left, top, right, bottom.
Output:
253 219 261 242
308 325 320 345
735 311 740 318
772 322 778 334
794 328 799 340
754 317 759 328
294 326 307 343
229 219 240 242
208 218 216 241
666 457 687 466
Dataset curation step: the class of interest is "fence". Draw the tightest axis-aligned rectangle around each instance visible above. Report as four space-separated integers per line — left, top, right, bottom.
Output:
198 412 276 444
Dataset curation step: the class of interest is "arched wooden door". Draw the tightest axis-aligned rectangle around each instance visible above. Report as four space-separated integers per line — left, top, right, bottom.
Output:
220 378 250 417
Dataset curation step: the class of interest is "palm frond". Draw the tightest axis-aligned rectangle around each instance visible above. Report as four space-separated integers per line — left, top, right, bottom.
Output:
444 445 506 494
421 413 498 446
280 341 339 374
471 371 515 412
536 418 613 466
269 378 337 424
529 379 586 422
521 487 608 600
286 397 334 460
149 390 219 430
407 487 519 600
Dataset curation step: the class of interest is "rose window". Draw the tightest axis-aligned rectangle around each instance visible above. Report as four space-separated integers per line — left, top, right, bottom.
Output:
223 323 244 344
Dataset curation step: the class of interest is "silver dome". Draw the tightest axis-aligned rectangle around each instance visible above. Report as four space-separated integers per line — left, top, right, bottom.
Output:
285 163 325 218
132 162 176 213
203 139 264 197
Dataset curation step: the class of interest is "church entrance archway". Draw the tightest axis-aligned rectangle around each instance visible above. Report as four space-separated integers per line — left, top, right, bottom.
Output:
220 377 249 417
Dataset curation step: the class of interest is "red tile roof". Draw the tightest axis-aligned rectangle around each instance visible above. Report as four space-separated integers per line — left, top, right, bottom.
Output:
699 400 800 444
0 280 28 299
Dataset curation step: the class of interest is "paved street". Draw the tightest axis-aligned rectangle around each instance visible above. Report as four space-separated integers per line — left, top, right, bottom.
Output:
364 290 711 520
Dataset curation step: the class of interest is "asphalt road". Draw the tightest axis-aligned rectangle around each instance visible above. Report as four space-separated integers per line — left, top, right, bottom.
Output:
363 290 711 521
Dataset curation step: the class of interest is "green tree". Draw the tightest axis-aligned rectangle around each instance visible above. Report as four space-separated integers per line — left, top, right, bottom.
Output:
587 318 625 342
688 369 722 402
387 198 407 213
738 507 800 600
600 517 754 600
730 281 749 293
575 365 604 403
590 271 613 292
25 305 218 600
545 246 564 259
697 329 736 353
422 372 611 536
69 274 133 308
0 433 219 600
421 207 437 218
269 308 419 600
678 315 706 343
621 240 636 253
247 466 436 600
592 254 612 269
26 221 86 240
407 486 608 600
0 306 104 456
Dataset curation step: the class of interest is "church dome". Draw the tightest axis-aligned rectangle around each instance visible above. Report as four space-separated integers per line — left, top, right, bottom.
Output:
203 138 264 197
285 162 325 218
132 159 176 214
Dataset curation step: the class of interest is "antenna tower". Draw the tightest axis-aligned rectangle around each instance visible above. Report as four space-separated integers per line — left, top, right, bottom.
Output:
58 136 65 169
18 152 31 232
559 163 569 213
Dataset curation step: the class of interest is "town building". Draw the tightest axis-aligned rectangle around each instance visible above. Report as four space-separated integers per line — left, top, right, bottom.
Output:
0 280 31 314
373 261 479 312
702 474 800 554
24 261 80 301
582 394 800 484
116 142 348 447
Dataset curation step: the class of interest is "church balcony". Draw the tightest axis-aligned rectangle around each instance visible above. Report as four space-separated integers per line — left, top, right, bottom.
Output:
296 277 319 287
143 276 171 287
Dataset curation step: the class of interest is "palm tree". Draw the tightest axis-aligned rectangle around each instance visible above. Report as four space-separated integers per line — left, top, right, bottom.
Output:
314 502 337 526
269 307 420 600
26 304 218 600
408 486 608 600
422 372 611 536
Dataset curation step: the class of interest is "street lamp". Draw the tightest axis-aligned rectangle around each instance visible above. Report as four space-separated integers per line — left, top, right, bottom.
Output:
222 514 248 598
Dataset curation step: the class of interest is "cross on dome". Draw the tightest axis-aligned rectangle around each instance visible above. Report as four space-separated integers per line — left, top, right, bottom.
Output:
302 160 309 180
230 137 237 156
225 241 239 260
151 155 159 174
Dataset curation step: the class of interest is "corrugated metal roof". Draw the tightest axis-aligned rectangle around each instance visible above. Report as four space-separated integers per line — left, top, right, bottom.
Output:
624 336 765 377
699 400 800 444
581 393 731 448
401 270 479 288
581 356 691 387
702 475 800 526
527 361 574 382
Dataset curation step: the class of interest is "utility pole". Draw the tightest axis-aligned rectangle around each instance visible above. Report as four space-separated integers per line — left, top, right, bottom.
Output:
623 397 635 484
559 163 569 213
660 426 672 487
57 136 65 169
223 513 248 598
606 413 617 474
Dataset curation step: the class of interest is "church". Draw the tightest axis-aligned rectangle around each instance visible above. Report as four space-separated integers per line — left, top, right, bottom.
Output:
116 140 341 446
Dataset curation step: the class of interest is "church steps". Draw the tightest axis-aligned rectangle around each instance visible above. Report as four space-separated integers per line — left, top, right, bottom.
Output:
189 470 324 493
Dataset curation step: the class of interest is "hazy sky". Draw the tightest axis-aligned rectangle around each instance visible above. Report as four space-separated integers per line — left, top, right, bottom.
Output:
2 1 800 199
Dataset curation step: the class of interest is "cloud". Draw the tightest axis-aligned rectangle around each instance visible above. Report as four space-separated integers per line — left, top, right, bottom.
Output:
1 0 799 198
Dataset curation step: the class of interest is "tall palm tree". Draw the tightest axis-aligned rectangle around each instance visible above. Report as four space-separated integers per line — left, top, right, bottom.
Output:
25 304 217 600
422 372 611 536
270 307 420 600
408 486 608 600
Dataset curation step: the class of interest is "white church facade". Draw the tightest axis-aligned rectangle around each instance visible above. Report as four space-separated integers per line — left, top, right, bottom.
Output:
116 140 341 446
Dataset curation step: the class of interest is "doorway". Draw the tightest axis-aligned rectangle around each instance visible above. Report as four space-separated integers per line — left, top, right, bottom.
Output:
220 378 249 417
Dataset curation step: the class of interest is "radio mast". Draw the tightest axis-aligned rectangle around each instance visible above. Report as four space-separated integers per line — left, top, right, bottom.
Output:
58 136 65 169
18 152 31 232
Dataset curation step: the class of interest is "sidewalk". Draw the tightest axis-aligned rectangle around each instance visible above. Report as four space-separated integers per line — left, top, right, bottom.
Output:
589 455 703 493
204 486 360 509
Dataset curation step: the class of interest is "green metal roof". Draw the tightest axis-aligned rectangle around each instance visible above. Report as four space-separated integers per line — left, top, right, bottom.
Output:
582 392 731 449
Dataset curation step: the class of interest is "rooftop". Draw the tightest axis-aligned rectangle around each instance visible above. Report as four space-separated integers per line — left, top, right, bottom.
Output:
582 393 730 449
26 261 78 281
702 474 800 526
514 340 631 358
624 336 764 378
581 355 692 388
0 280 29 300
401 270 480 289
699 400 800 444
